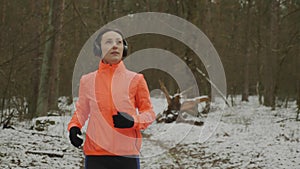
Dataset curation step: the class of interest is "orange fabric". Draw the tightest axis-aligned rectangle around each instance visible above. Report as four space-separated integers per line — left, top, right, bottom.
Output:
68 61 156 156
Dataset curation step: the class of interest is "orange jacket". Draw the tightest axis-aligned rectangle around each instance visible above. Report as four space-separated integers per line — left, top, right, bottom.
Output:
68 61 156 156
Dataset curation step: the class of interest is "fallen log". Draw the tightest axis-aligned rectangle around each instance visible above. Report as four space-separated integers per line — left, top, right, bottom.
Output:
180 96 210 117
25 150 64 158
156 80 210 126
14 129 62 138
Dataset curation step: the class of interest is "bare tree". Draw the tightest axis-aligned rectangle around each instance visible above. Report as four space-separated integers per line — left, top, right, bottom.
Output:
263 0 280 110
1 0 299 117
297 63 300 121
36 0 55 116
48 0 65 111
242 0 252 102
253 0 264 105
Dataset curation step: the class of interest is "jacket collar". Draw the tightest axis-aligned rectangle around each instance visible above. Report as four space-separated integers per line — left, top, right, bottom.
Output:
98 60 126 71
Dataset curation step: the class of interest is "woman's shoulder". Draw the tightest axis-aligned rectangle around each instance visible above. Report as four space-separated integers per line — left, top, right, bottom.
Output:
80 71 97 82
128 72 146 87
125 69 145 79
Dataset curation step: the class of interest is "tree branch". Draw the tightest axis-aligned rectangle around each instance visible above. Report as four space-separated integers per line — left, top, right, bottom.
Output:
72 0 91 37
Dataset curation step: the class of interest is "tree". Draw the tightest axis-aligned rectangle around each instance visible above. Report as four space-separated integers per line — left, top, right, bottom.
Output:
1 0 299 119
48 0 65 111
36 0 55 116
27 0 43 118
297 45 300 120
263 0 280 110
241 0 252 102
253 0 264 105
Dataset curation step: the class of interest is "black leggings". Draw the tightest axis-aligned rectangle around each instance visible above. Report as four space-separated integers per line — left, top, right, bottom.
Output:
85 155 140 169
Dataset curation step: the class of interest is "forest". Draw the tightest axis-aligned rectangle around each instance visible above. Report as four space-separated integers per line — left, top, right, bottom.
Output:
0 0 299 122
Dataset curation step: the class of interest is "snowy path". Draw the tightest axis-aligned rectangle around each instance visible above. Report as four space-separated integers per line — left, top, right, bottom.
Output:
0 128 84 169
0 97 299 168
140 98 300 169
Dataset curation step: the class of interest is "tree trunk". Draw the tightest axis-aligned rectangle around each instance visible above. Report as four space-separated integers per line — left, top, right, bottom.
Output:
263 0 279 110
242 0 251 102
255 0 264 105
296 39 300 120
26 0 41 119
203 0 213 41
226 1 240 105
48 0 65 110
36 0 55 116
297 80 300 121
0 0 7 51
0 0 7 122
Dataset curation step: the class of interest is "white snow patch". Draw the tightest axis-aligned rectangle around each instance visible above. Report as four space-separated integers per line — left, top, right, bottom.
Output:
0 96 299 168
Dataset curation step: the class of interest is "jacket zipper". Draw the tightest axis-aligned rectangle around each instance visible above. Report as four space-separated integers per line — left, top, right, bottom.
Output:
109 66 115 153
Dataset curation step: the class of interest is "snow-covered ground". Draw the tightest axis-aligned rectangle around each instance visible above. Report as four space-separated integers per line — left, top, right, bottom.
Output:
0 96 299 168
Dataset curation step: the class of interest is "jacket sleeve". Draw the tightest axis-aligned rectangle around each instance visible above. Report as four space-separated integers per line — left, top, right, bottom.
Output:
132 74 156 130
68 77 90 131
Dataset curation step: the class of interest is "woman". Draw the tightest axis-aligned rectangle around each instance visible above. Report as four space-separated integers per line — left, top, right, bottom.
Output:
68 28 156 169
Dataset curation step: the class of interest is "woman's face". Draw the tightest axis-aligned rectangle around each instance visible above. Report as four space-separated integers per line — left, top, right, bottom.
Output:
100 31 124 65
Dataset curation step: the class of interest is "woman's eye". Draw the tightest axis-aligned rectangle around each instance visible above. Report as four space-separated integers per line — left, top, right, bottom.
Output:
117 40 122 45
105 40 113 44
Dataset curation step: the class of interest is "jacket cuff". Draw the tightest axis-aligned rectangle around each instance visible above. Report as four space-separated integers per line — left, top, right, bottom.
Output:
67 123 82 131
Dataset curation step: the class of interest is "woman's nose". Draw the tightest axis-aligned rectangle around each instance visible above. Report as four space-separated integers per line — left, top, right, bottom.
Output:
112 45 118 49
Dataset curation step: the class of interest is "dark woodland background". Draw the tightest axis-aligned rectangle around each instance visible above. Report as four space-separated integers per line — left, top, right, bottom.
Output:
0 0 299 121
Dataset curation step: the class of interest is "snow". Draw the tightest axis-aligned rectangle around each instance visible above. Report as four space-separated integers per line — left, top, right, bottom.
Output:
0 96 299 168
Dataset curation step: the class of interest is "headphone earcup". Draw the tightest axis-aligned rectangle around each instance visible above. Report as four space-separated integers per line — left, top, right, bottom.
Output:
123 39 128 57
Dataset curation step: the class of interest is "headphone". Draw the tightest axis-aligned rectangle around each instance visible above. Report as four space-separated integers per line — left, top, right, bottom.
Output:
93 29 128 58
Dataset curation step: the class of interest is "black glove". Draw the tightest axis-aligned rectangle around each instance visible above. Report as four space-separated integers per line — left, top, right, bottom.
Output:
69 127 83 148
112 112 134 128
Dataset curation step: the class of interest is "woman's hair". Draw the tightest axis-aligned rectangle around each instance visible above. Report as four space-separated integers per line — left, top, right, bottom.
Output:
93 28 128 57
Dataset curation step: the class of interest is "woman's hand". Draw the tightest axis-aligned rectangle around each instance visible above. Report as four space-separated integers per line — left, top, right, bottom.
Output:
69 127 83 148
112 112 134 128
